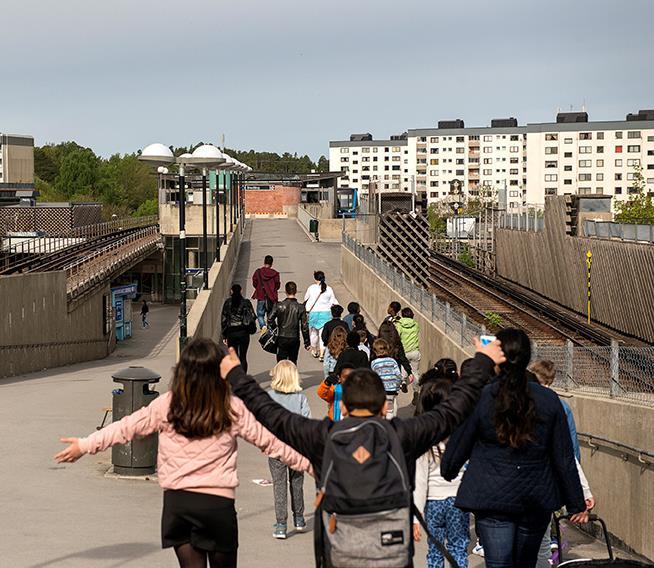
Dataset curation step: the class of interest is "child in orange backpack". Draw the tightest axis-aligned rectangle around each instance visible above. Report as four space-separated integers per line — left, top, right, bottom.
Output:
317 364 354 420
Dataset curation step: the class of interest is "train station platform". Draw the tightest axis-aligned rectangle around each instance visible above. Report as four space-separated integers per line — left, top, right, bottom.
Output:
0 218 640 567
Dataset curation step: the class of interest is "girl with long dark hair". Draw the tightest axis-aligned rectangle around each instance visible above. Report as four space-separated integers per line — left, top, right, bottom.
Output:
441 328 588 568
303 270 338 360
221 284 256 372
55 338 311 568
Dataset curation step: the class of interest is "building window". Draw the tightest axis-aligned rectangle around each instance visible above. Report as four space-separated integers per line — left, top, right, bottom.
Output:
627 173 635 181
483 135 492 142
579 187 592 195
545 160 557 168
362 147 370 153
483 147 492 153
628 131 641 139
615 159 623 167
510 146 519 153
579 173 592 181
340 148 349 153
627 145 640 153
615 173 623 181
362 156 370 162
648 136 654 142
564 152 573 158
544 174 558 182
615 145 623 153
579 160 592 167
564 165 573 171
615 132 623 139
596 146 604 153
392 146 401 152
564 179 572 185
627 159 640 166
483 169 492 175
564 138 573 144
372 147 378 153
615 187 622 194
595 187 604 194
580 133 592 140
510 168 519 175
430 137 439 143
429 170 439 176
456 148 465 154
545 147 558 155
545 188 557 196
596 159 604 167
579 146 592 154
340 157 349 162
392 156 401 162
596 173 604 181
510 157 519 164
545 133 558 141
430 159 439 165
483 158 492 164
597 132 604 140
510 135 519 141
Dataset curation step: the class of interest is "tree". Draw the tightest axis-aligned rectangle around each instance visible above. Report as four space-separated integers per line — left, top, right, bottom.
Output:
132 198 158 217
614 164 654 224
317 155 329 172
54 147 100 198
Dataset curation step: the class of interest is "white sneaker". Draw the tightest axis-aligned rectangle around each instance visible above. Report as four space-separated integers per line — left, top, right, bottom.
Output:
472 543 485 557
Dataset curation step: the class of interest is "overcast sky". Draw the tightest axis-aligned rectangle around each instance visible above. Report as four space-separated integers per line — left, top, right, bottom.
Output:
2 0 653 160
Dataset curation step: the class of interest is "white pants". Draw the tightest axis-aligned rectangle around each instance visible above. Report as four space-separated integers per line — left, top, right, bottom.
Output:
406 350 421 391
310 327 324 354
385 393 398 420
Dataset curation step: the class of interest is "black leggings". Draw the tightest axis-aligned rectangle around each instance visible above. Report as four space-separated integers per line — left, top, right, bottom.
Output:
174 543 237 568
226 330 250 373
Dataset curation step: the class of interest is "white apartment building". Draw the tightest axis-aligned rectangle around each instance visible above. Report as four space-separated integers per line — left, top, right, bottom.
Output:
407 119 528 208
525 112 654 205
329 109 654 209
328 134 410 194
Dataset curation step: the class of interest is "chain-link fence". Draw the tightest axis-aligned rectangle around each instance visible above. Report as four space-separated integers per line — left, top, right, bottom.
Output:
343 232 654 407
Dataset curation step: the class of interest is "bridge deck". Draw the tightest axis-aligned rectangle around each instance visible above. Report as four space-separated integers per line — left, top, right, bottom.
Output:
0 219 633 567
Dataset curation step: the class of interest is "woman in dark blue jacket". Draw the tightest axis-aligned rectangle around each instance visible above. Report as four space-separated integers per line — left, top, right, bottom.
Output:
441 328 588 568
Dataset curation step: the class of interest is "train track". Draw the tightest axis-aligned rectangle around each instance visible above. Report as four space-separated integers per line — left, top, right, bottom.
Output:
429 252 636 346
0 227 154 275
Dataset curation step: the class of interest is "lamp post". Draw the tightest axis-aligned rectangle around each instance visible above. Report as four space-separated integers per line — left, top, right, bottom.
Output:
188 145 226 290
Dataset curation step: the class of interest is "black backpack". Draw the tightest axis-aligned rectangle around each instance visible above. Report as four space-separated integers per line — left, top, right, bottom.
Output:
315 417 412 568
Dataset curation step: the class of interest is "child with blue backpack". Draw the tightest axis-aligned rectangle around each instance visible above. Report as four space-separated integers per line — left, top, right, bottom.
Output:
371 338 403 419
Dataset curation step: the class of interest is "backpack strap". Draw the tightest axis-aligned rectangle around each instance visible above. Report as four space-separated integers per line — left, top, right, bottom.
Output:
412 504 460 568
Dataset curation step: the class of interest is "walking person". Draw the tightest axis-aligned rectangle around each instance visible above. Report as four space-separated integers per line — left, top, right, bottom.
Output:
322 326 348 378
343 301 360 330
320 305 348 347
55 338 311 568
267 360 311 539
441 328 589 568
303 270 338 361
397 307 421 393
334 330 370 373
352 313 375 348
413 380 471 568
221 284 257 373
384 301 402 324
141 299 150 328
370 338 403 419
252 255 280 331
267 281 310 364
372 320 414 389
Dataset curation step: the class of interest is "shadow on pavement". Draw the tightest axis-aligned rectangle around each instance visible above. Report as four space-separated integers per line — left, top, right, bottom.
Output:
27 542 160 568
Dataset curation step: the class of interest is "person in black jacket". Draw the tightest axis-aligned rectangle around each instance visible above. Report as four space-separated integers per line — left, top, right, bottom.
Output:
334 331 369 373
218 339 504 567
267 281 310 364
221 284 256 373
440 328 588 568
320 305 348 346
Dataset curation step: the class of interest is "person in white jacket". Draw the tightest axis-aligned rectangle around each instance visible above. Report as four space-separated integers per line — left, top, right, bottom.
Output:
413 380 470 568
303 270 338 360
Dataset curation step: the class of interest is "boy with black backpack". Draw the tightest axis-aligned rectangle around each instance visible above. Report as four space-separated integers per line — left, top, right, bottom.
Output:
220 339 504 567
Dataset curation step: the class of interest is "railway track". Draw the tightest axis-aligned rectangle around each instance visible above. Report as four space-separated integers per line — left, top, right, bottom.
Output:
429 251 638 347
0 227 154 276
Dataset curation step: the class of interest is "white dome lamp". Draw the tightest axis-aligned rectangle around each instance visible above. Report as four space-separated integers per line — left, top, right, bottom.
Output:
189 144 226 168
138 143 175 166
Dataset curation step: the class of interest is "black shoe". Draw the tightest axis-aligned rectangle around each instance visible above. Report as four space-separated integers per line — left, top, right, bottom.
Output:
400 381 408 394
411 391 419 406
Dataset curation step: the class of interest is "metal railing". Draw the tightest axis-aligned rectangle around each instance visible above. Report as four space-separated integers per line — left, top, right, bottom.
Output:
499 211 544 232
583 220 654 244
343 232 654 407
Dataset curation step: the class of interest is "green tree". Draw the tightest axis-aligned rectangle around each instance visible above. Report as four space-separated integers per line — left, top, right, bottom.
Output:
614 164 654 224
132 198 158 217
317 155 329 172
54 147 100 198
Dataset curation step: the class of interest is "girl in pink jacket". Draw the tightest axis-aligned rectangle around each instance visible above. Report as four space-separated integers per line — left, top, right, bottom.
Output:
55 338 311 568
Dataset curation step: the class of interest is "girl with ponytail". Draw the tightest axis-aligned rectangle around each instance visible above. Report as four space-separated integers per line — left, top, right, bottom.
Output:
303 270 338 360
441 329 588 568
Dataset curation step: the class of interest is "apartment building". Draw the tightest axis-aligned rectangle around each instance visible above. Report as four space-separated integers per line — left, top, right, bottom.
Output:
525 111 654 204
407 118 528 208
0 133 34 184
329 109 654 209
328 133 410 194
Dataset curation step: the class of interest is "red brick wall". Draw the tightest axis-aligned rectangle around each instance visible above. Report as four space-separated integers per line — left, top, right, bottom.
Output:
244 185 300 215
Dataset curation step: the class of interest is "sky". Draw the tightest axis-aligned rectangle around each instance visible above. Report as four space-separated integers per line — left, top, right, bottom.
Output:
2 0 653 161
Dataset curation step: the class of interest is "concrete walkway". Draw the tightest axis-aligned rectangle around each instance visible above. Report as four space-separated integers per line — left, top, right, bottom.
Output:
0 218 638 567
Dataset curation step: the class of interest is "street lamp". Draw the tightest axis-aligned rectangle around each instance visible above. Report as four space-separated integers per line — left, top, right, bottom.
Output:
189 144 225 290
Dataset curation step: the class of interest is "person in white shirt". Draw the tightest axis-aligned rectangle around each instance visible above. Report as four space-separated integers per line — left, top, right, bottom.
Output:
413 379 470 568
303 271 338 360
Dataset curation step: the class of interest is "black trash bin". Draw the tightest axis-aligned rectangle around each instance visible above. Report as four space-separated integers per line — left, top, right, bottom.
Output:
111 366 160 475
309 219 319 234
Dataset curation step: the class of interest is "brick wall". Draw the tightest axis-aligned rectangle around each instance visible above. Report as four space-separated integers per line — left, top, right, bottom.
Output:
244 185 300 215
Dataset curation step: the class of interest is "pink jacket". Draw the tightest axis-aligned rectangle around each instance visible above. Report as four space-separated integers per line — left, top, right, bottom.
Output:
79 392 311 499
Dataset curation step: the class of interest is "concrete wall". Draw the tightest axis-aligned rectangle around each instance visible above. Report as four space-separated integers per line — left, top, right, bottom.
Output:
244 186 300 216
186 224 242 352
563 393 654 560
0 272 114 377
159 203 225 237
340 246 471 370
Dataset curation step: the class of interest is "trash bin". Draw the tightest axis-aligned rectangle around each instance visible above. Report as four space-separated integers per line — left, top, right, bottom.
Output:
309 219 319 234
111 366 161 475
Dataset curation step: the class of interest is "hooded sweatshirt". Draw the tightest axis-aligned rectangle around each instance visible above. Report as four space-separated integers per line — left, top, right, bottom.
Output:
397 316 420 352
252 266 280 302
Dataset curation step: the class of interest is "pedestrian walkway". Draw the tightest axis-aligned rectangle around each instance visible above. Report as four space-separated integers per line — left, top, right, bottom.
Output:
0 218 640 567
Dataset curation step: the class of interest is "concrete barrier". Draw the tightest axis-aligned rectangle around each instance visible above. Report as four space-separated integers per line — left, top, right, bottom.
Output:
340 245 471 371
0 272 114 377
564 393 654 560
185 224 242 354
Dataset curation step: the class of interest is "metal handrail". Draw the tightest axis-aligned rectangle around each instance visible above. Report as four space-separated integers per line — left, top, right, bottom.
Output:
578 432 654 466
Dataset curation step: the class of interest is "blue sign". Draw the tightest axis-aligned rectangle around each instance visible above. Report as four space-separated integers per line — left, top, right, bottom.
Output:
111 283 138 298
115 299 124 323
